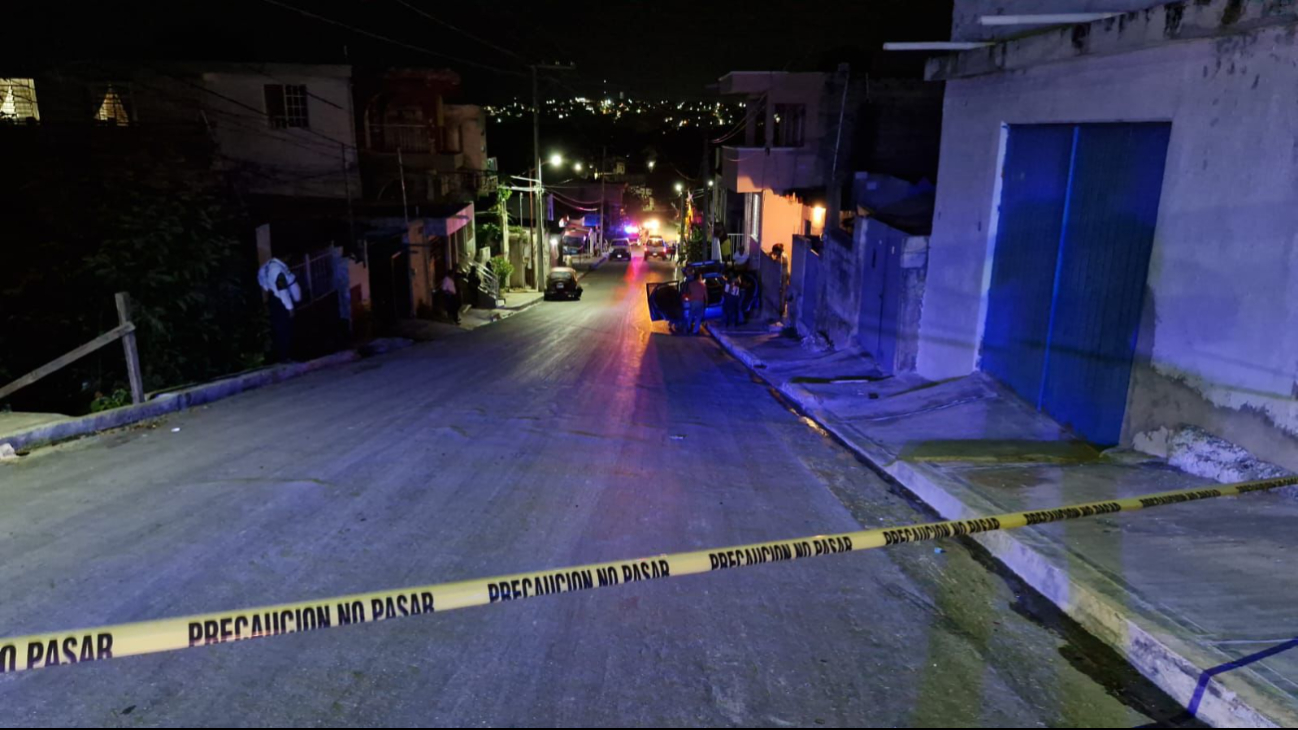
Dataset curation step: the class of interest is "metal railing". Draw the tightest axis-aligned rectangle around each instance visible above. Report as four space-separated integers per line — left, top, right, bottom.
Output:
368 123 433 153
291 249 338 305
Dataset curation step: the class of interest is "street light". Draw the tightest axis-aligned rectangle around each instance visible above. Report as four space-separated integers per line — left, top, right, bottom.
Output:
674 182 683 193
648 160 656 171
574 162 583 172
549 153 563 167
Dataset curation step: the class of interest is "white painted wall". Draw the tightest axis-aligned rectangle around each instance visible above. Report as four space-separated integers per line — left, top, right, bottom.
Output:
201 64 359 199
759 191 808 255
919 25 1298 441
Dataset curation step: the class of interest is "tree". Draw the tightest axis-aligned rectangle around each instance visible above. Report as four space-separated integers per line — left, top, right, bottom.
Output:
0 129 266 414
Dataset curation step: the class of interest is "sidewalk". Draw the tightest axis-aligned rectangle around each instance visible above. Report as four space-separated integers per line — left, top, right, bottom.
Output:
458 253 606 331
711 326 1298 728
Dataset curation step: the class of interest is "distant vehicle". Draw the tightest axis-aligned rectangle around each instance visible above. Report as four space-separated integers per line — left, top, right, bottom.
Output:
561 230 588 257
644 235 668 260
609 242 632 262
544 267 583 300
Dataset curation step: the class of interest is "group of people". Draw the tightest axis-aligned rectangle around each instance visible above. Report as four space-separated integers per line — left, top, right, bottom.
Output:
680 269 753 335
723 271 754 327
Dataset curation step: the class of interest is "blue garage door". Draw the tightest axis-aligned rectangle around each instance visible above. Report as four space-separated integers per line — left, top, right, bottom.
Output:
983 123 1171 445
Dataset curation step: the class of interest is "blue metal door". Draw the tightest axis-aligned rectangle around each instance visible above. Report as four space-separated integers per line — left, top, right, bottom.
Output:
1041 123 1171 444
983 123 1170 445
981 125 1076 402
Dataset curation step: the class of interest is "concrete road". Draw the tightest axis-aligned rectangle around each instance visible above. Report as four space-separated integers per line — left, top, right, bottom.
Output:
0 259 1164 727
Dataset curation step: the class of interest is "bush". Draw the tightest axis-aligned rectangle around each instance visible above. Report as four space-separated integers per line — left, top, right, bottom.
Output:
90 389 131 413
0 131 266 414
684 228 709 263
489 255 515 285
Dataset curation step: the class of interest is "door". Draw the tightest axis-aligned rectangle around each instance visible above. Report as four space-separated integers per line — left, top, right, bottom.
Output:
646 282 681 322
367 237 411 325
857 220 911 374
982 123 1171 445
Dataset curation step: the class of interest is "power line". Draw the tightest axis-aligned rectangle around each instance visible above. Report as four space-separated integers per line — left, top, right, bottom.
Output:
391 0 529 64
257 0 525 77
144 64 359 152
235 63 345 110
118 74 356 163
47 66 356 165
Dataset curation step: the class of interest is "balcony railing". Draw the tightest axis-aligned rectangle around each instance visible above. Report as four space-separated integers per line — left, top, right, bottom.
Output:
368 123 433 153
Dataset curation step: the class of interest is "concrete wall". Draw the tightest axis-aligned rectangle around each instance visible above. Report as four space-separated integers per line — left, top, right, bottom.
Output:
952 0 1165 42
348 257 370 305
445 104 487 171
918 24 1298 464
812 229 865 348
201 65 359 199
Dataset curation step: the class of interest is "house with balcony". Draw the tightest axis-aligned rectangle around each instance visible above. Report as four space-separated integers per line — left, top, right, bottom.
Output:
715 72 831 260
1 61 364 361
355 68 495 208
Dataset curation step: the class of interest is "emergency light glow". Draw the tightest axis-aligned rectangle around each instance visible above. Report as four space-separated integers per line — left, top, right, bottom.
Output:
623 224 638 235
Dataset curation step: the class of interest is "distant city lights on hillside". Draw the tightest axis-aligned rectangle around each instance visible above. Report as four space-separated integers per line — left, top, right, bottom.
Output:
483 96 743 127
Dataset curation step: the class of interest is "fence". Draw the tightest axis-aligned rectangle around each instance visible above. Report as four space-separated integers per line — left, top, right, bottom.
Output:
287 249 350 361
791 236 821 336
0 293 144 406
291 249 339 305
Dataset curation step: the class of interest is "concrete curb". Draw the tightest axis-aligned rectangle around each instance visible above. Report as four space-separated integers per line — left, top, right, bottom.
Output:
0 350 363 454
576 253 608 275
708 327 1291 729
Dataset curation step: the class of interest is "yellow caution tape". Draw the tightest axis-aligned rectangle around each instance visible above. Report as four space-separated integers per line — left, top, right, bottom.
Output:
2 475 1295 674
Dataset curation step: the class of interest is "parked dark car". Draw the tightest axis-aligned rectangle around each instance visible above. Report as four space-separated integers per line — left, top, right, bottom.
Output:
544 267 583 300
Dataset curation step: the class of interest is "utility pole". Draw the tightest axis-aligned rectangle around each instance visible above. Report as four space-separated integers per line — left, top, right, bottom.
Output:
531 65 542 290
341 142 356 249
530 63 575 289
600 144 606 250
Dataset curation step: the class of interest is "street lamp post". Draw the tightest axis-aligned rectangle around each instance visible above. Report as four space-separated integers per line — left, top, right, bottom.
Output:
675 182 686 254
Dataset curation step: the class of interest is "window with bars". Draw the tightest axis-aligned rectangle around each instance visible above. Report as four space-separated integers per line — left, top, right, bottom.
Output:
265 84 309 129
0 78 40 122
96 84 132 125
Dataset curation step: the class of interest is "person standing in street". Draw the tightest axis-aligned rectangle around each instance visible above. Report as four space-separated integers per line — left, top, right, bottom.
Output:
440 270 461 325
686 271 709 335
737 273 755 325
257 257 302 362
722 272 741 327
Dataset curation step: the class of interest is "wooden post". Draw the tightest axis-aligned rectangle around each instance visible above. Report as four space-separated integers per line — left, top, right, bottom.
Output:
115 292 145 405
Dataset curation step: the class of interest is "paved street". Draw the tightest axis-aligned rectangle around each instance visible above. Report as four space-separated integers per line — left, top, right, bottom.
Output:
0 258 1161 727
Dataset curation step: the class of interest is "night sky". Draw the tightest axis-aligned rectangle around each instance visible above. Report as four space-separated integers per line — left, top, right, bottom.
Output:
9 1 953 102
